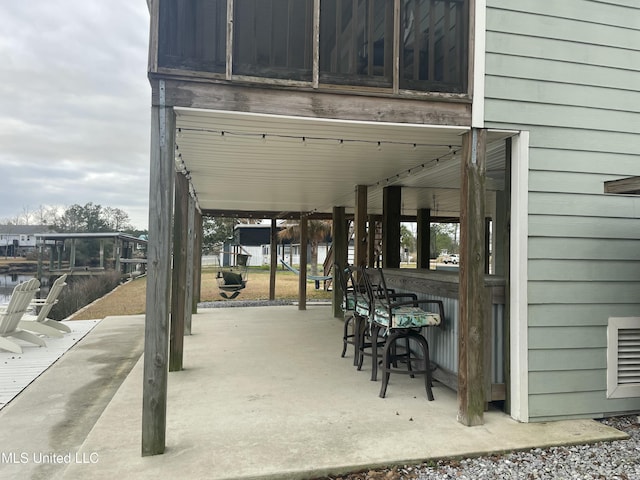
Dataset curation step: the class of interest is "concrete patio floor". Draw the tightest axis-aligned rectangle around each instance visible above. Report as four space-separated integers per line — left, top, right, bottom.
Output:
0 305 628 480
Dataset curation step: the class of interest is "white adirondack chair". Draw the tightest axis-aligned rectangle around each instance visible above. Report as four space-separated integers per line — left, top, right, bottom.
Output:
19 274 70 338
0 278 46 354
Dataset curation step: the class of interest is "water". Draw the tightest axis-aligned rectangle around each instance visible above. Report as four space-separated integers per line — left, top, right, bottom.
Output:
0 273 49 304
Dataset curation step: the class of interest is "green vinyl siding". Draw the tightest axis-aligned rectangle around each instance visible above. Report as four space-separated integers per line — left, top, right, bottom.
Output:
529 237 640 260
529 260 640 282
529 304 640 327
486 0 640 421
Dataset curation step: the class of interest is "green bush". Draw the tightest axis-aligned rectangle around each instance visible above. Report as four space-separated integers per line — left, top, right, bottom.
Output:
49 271 122 320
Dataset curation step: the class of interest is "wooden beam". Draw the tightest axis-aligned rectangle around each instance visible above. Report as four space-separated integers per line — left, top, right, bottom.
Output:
354 185 368 268
153 78 472 126
170 171 189 372
142 102 175 456
269 218 277 300
332 206 347 318
298 215 308 310
458 127 487 427
416 208 431 269
382 186 401 268
604 176 640 195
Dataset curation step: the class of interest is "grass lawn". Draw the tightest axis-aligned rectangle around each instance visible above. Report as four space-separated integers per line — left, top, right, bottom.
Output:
70 266 332 320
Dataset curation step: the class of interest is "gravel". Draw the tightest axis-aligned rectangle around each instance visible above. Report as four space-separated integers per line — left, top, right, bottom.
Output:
312 416 640 480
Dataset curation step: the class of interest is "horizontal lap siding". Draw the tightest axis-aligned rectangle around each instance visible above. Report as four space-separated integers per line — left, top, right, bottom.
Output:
486 0 640 420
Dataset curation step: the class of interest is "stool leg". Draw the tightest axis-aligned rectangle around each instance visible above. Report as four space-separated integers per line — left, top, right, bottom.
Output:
354 315 363 367
341 314 351 357
370 324 380 381
414 334 434 401
405 337 415 378
379 335 395 398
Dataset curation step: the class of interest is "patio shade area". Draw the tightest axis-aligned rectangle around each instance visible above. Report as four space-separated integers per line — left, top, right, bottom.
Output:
46 306 626 480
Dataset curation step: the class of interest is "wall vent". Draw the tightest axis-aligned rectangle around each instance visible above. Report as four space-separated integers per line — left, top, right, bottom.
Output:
607 317 640 399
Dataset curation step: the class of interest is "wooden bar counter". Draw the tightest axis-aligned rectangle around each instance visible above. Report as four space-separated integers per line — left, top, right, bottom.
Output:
382 268 507 403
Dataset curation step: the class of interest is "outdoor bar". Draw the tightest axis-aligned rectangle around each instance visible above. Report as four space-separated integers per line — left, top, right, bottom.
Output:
383 268 507 405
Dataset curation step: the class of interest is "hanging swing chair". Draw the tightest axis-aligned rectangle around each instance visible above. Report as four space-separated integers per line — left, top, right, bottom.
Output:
215 251 251 299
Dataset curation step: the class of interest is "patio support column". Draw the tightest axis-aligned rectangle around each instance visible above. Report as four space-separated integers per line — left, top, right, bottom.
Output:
99 240 105 268
354 185 368 267
269 218 277 300
184 195 195 335
417 208 431 269
70 239 76 269
382 186 401 268
367 215 376 267
298 215 308 310
170 171 189 371
458 127 488 427
192 209 203 314
115 239 121 273
332 206 347 318
142 101 175 456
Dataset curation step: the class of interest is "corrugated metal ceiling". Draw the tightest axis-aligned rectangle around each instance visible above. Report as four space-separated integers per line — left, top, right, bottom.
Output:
174 108 513 219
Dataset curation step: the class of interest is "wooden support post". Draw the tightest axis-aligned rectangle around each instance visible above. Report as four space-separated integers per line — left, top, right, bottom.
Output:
70 239 76 269
184 195 195 335
354 185 368 267
269 218 277 300
298 215 308 310
458 128 488 427
382 186 401 268
36 244 43 287
332 206 347 318
115 240 121 273
193 210 203 313
49 245 54 270
142 102 175 456
367 215 375 267
170 171 189 371
417 208 431 269
99 240 105 268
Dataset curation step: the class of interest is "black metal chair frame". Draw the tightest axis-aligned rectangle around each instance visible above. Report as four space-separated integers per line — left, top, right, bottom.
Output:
336 263 357 360
361 267 445 401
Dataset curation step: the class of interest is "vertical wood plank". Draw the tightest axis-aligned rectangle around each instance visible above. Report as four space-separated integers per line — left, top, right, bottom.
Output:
333 206 347 318
458 127 487 427
312 0 320 88
367 215 376 268
142 102 174 456
226 0 233 79
393 0 400 93
192 209 203 314
148 0 159 72
269 218 277 300
184 195 195 335
382 186 401 268
354 185 368 267
298 215 308 310
428 0 435 81
169 171 188 372
417 208 431 269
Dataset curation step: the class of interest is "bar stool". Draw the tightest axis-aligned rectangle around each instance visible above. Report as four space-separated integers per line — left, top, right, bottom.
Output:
361 267 444 401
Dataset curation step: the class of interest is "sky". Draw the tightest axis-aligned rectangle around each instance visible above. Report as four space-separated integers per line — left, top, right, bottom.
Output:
0 1 152 229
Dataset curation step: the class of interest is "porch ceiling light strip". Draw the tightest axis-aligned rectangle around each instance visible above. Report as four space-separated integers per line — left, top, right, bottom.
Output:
175 126 458 150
